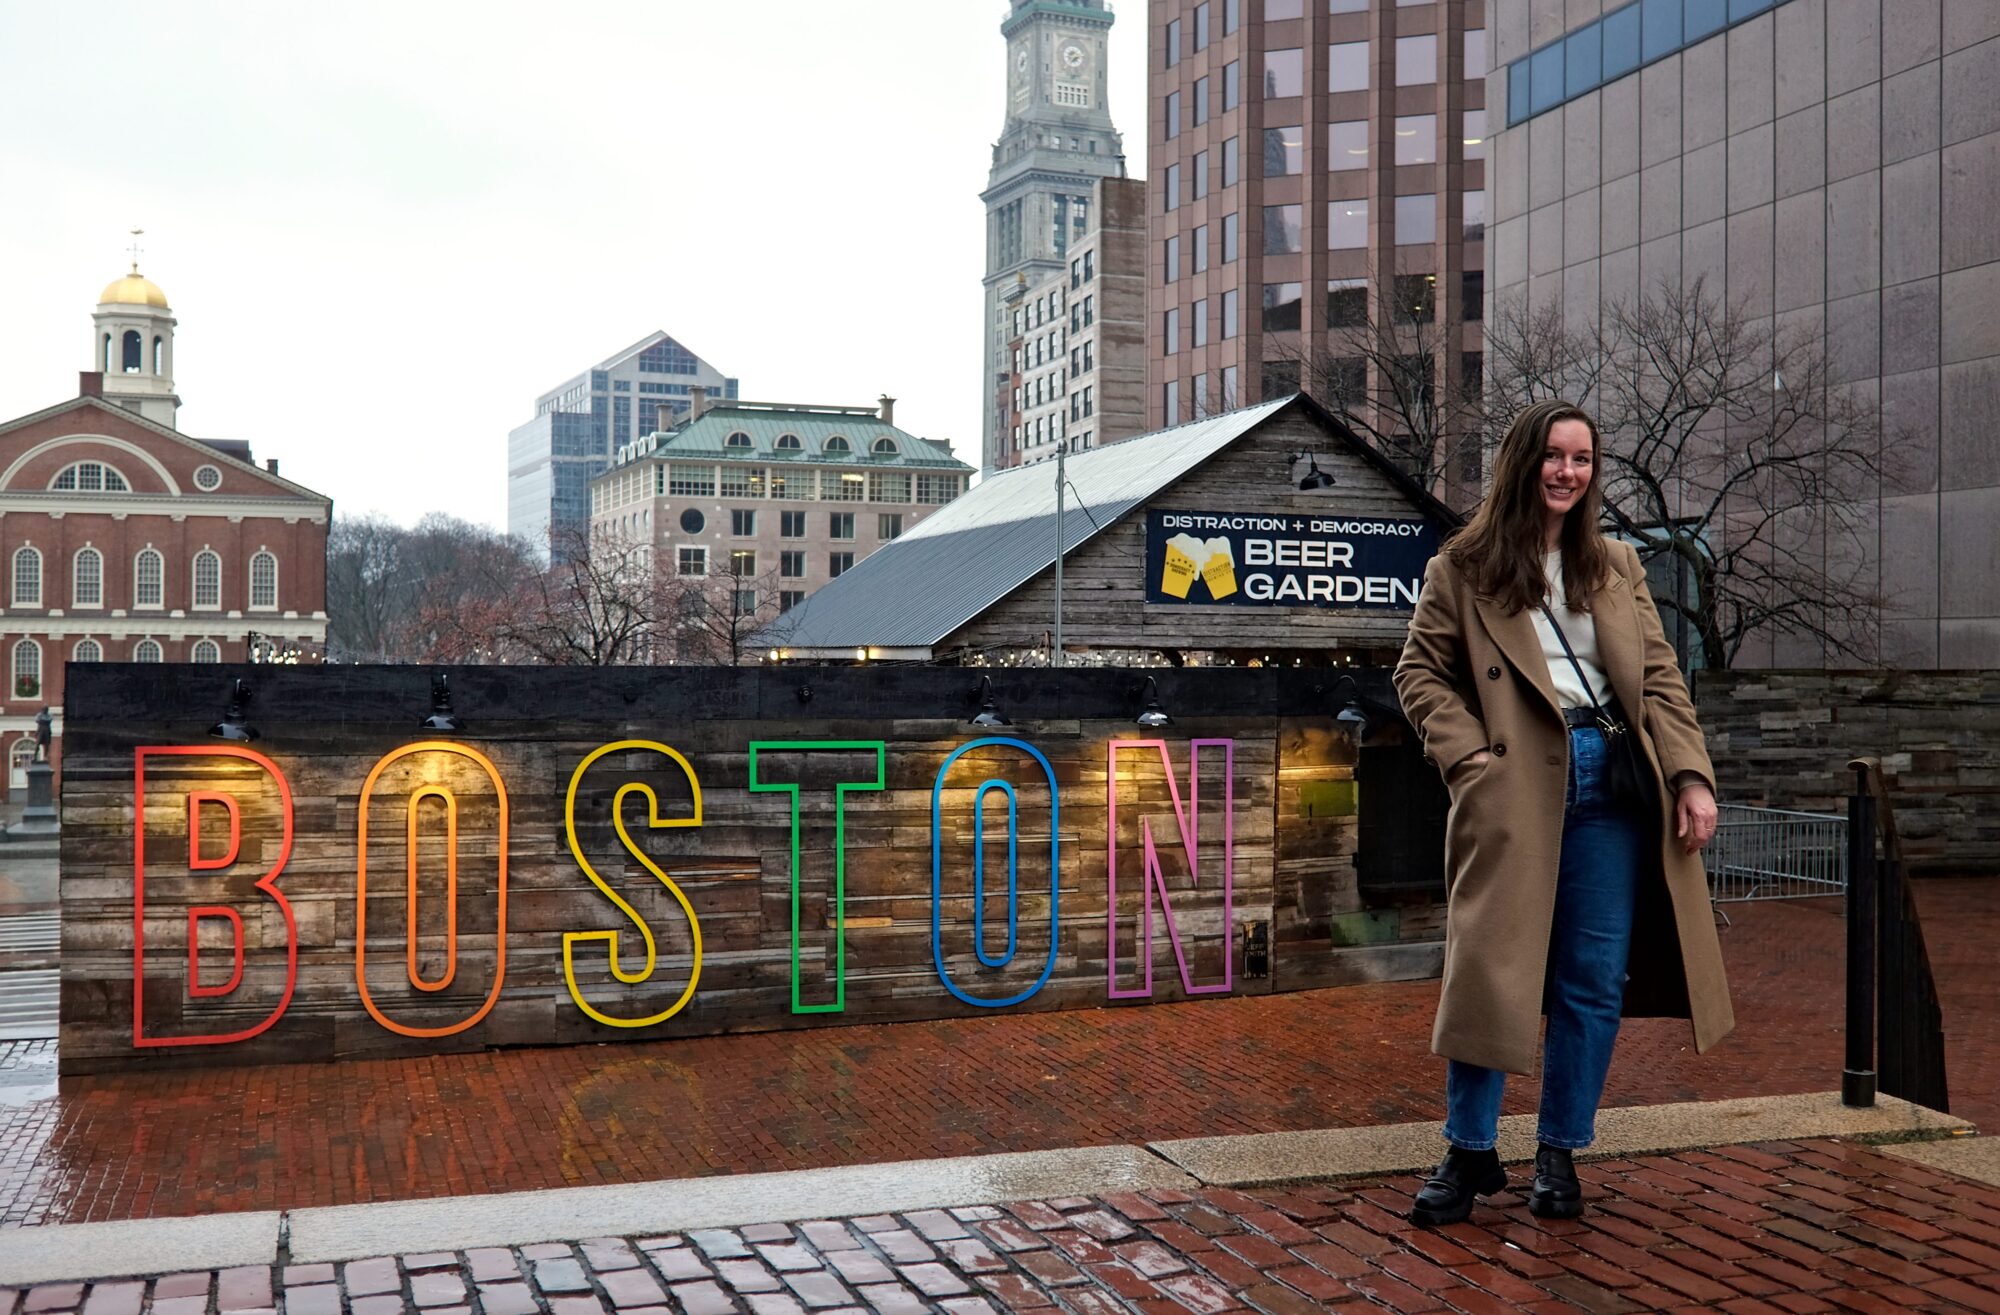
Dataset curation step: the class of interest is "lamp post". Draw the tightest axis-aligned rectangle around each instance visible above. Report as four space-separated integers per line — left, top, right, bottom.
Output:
1052 441 1065 668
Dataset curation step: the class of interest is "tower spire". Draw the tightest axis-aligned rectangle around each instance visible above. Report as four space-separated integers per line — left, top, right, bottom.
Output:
128 227 144 274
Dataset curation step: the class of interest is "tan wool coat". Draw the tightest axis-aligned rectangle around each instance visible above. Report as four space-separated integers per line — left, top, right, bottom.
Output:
1393 537 1735 1075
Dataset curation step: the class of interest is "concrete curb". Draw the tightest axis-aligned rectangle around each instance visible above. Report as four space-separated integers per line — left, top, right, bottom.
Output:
1879 1133 2000 1187
0 1090 1975 1282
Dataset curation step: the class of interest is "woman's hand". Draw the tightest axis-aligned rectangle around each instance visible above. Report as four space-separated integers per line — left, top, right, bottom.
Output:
1449 749 1492 783
1676 781 1718 854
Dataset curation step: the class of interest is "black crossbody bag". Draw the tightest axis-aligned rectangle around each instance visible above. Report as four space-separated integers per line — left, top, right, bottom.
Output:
1538 603 1659 822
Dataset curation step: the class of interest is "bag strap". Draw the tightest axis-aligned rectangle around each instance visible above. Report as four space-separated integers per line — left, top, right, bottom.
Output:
1537 601 1614 725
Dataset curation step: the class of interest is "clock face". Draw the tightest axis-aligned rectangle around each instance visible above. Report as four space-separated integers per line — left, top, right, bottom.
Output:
1016 49 1029 75
1062 42 1085 70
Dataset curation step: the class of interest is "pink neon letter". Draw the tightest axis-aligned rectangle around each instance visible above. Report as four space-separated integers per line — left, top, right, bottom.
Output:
1106 738 1235 1000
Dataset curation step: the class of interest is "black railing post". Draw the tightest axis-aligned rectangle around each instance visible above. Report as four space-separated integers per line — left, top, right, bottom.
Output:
1843 761 1877 1108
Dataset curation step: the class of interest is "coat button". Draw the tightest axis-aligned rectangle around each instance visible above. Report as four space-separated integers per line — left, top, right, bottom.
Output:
1486 666 1501 679
1492 743 1507 757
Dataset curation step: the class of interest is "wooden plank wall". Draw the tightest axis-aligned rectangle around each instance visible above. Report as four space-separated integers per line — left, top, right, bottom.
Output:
58 667 1447 1074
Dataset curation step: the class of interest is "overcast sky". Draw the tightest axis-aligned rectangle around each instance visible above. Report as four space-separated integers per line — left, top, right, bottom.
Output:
0 1 1148 530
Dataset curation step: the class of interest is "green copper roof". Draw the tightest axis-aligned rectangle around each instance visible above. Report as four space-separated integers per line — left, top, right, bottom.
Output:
1002 0 1113 36
624 404 973 470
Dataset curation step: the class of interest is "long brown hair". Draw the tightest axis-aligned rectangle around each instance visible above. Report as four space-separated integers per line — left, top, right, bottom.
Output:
1448 400 1610 613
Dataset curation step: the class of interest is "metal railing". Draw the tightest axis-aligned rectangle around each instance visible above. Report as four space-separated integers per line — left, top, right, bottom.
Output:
1706 804 1848 909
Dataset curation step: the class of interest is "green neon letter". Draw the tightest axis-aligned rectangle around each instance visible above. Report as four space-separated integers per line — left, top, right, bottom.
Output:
747 741 887 1014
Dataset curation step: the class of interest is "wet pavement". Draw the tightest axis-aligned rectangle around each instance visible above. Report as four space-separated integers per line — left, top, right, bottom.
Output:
0 881 1993 1231
5 1138 2000 1313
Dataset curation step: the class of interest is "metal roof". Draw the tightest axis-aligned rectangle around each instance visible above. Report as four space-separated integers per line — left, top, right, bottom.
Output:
758 395 1298 655
624 405 972 470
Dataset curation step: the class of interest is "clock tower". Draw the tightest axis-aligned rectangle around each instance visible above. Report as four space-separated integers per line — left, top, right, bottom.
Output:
979 0 1125 474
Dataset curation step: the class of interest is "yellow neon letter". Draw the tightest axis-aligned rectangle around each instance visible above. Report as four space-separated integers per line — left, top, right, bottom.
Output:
562 740 705 1028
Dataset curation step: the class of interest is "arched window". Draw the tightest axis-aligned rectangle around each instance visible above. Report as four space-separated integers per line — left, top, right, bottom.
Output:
775 434 802 451
73 639 102 663
250 551 278 610
725 431 753 449
73 547 103 607
192 639 221 663
11 547 41 607
52 461 130 492
871 437 899 456
823 435 852 454
153 336 165 376
102 334 113 372
133 639 162 663
122 330 143 374
9 738 32 785
134 548 164 608
192 551 221 609
12 639 40 699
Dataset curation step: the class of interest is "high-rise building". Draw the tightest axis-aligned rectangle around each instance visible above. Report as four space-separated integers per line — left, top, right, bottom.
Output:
508 331 737 553
998 176 1150 468
981 0 1129 474
1484 0 2000 667
1148 0 1487 429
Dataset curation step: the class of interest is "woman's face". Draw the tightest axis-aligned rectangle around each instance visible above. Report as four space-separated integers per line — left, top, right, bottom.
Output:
1539 418 1595 525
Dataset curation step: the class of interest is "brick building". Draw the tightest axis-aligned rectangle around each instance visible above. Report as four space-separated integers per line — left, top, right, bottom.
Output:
0 266 331 795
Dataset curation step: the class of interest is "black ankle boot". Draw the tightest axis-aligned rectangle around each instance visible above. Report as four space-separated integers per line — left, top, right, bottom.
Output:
1409 1146 1507 1227
1529 1143 1583 1219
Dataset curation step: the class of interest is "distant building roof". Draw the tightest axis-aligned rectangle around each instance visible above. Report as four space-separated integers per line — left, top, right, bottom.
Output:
615 401 972 472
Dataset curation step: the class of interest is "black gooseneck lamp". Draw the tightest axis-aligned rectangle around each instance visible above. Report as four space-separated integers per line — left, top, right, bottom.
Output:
208 678 259 742
419 672 462 733
1133 675 1173 728
967 675 1012 728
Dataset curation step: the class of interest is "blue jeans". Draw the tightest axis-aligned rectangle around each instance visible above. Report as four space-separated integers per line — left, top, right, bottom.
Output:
1443 725 1645 1151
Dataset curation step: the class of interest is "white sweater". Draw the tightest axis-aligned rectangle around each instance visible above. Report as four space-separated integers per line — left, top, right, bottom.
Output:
1531 550 1616 711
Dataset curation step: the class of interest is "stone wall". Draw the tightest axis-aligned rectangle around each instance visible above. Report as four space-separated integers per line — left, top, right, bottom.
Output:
1696 670 2000 873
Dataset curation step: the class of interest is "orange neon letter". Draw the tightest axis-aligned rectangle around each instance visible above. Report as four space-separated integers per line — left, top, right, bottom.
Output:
133 747 297 1048
356 742 509 1038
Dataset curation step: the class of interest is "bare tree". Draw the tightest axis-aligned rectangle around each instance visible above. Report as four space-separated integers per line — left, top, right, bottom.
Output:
327 513 541 663
1485 277 1895 670
466 526 667 666
1268 271 1487 507
661 563 800 666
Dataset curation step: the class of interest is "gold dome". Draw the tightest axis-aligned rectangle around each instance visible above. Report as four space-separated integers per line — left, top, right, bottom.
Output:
99 271 169 308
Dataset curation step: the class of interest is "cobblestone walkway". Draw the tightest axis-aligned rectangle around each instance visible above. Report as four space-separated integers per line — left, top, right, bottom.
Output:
6 1139 2000 1314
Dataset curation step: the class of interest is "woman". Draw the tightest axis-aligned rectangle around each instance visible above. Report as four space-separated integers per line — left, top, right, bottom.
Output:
1393 399 1732 1226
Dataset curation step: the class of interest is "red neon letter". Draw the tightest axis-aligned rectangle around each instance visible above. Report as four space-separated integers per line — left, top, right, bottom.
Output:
133 747 297 1048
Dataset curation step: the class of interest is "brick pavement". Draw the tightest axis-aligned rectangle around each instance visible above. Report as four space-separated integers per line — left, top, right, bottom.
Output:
1 880 1992 1230
6 1139 2000 1313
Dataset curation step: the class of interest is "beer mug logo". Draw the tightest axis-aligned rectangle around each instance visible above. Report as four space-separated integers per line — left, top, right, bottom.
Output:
1161 533 1204 599
1200 537 1237 600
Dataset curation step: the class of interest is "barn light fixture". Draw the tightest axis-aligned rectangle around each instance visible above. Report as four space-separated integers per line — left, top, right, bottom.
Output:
1133 675 1173 728
419 672 461 733
1293 451 1336 490
967 675 1012 728
208 678 259 742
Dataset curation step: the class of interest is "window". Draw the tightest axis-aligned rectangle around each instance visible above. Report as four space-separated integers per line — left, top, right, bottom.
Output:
1193 374 1211 419
1165 90 1181 139
871 437 899 457
122 330 142 373
1191 224 1209 275
134 639 162 663
779 550 807 579
729 550 757 578
1224 59 1241 111
1329 41 1369 92
680 508 707 534
1463 109 1487 160
780 590 806 613
1463 271 1486 322
1164 163 1180 211
729 587 756 613
193 550 221 609
1328 119 1368 170
192 640 221 664
1222 289 1240 338
823 470 865 501
1263 204 1304 254
916 475 959 503
1193 298 1210 347
823 435 852 455
1462 352 1485 395
1396 194 1437 244
776 433 803 452
73 547 102 607
1262 283 1304 332
829 512 855 540
879 513 903 540
1220 138 1238 188
1529 39 1565 115
1566 22 1602 97
1329 200 1368 248
1644 0 1684 61
1166 17 1181 67
867 471 909 502
1165 234 1180 283
73 639 102 663
1222 212 1239 263
11 547 40 607
1225 0 1238 34
1194 0 1210 47
1262 360 1302 401
725 431 753 449
1395 115 1437 165
1263 48 1303 99
678 547 708 576
1263 126 1304 176
1328 279 1369 328
670 464 716 497
1165 307 1181 355
828 552 854 579
1602 4 1642 82
1194 148 1211 198
134 549 163 607
720 466 764 498
780 510 807 538
1395 274 1438 323
1465 28 1488 80
1194 76 1209 126
1163 382 1181 427
250 551 278 609
732 509 757 536
193 464 222 491
51 461 130 492
12 640 40 699
1396 34 1437 85
1464 189 1487 239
